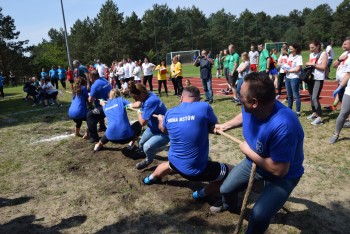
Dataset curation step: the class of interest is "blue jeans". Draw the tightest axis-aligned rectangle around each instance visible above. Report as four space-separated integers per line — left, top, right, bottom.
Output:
285 78 301 112
138 127 169 162
201 78 213 101
236 78 243 99
220 158 300 234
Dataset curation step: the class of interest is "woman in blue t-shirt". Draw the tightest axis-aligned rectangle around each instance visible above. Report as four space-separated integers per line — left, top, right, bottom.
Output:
68 77 89 137
93 88 142 152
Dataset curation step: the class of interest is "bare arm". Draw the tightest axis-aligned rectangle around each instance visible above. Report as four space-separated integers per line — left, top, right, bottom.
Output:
214 113 243 133
239 141 290 177
157 114 168 134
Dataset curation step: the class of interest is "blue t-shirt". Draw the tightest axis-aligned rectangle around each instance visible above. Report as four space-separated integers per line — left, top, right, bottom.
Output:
68 86 88 119
74 65 89 79
41 72 48 79
142 92 167 134
57 68 66 80
90 78 112 107
103 97 133 140
0 75 4 87
242 101 304 179
164 102 218 176
49 69 58 79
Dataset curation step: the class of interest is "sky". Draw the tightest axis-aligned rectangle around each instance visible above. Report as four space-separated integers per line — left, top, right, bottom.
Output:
1 0 344 46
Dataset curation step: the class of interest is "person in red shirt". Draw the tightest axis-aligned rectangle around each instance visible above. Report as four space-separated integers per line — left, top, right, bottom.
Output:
66 67 74 90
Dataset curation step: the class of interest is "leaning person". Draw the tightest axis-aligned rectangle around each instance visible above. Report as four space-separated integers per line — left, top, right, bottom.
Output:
210 72 304 234
93 88 142 151
128 82 169 170
143 86 231 200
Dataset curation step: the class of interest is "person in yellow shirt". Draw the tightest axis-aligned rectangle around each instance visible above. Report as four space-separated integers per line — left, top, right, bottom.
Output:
171 56 183 96
154 59 168 97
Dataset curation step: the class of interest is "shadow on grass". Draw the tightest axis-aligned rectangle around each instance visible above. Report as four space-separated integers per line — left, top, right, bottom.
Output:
0 196 33 208
95 202 232 234
0 215 87 233
271 197 350 234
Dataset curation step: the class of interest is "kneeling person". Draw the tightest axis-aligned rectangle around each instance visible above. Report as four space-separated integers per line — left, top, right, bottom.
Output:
94 89 142 151
143 86 231 199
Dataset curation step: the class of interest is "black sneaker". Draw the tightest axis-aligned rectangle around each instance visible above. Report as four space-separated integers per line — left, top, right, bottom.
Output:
208 100 213 104
88 137 99 143
136 160 153 170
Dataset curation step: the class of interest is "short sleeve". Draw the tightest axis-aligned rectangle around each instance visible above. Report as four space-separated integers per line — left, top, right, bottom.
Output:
297 56 303 66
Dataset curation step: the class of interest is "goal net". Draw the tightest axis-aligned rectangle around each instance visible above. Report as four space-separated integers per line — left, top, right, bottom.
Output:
166 50 200 66
265 42 287 52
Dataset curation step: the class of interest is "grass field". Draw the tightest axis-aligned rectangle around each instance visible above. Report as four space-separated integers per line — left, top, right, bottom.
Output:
0 47 349 233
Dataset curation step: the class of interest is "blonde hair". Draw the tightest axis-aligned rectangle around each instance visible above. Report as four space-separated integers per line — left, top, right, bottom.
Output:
241 52 249 62
109 88 121 99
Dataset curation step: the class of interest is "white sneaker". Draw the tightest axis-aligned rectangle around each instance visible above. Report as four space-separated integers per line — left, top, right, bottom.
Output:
311 117 323 125
94 143 102 152
307 113 317 120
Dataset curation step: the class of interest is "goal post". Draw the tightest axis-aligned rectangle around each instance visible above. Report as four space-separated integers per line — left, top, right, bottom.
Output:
265 42 287 52
166 50 200 66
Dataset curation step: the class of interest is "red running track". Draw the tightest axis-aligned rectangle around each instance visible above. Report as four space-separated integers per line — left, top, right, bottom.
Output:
149 77 338 106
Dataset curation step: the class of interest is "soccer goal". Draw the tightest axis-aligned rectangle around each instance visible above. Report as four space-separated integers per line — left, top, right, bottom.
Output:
265 42 287 52
166 50 200 66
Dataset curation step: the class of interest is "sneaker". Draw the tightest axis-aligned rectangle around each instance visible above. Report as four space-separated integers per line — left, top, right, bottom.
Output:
51 102 56 106
192 189 206 200
88 137 99 143
329 135 339 144
136 160 153 170
208 100 213 104
127 144 135 151
143 175 161 185
232 98 240 103
32 103 36 107
311 117 322 125
343 120 350 128
94 143 102 152
209 201 227 213
57 104 62 107
307 113 317 120
296 112 301 117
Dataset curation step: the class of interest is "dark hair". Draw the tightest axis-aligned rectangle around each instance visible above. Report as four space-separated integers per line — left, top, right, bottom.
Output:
244 72 275 105
129 81 149 101
183 85 200 101
310 40 322 52
290 44 301 54
160 59 166 65
90 70 99 80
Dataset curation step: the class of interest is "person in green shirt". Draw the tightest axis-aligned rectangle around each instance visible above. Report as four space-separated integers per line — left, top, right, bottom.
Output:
228 44 240 103
221 49 232 94
258 44 270 73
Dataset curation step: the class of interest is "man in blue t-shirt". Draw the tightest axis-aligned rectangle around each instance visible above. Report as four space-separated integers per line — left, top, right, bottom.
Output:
86 70 112 143
73 60 90 89
57 65 67 89
210 72 304 234
49 66 59 89
0 72 4 98
142 86 231 200
40 68 48 80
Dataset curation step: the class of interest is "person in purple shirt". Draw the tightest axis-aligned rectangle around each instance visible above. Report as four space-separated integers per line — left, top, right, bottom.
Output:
127 82 169 170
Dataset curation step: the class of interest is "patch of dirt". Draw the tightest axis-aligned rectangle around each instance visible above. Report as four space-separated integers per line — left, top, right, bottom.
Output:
0 131 349 234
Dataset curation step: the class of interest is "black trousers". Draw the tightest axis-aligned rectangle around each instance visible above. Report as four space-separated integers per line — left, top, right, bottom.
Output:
158 80 168 94
143 75 153 91
0 86 4 98
52 79 59 89
86 107 106 140
73 118 87 128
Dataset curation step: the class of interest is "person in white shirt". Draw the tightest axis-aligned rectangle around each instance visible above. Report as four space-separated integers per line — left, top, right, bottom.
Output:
326 40 334 79
142 57 155 91
133 61 142 83
116 62 124 89
276 48 289 99
96 59 107 78
329 37 350 143
248 45 259 72
128 57 136 81
305 40 328 125
284 44 303 116
42 78 62 107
